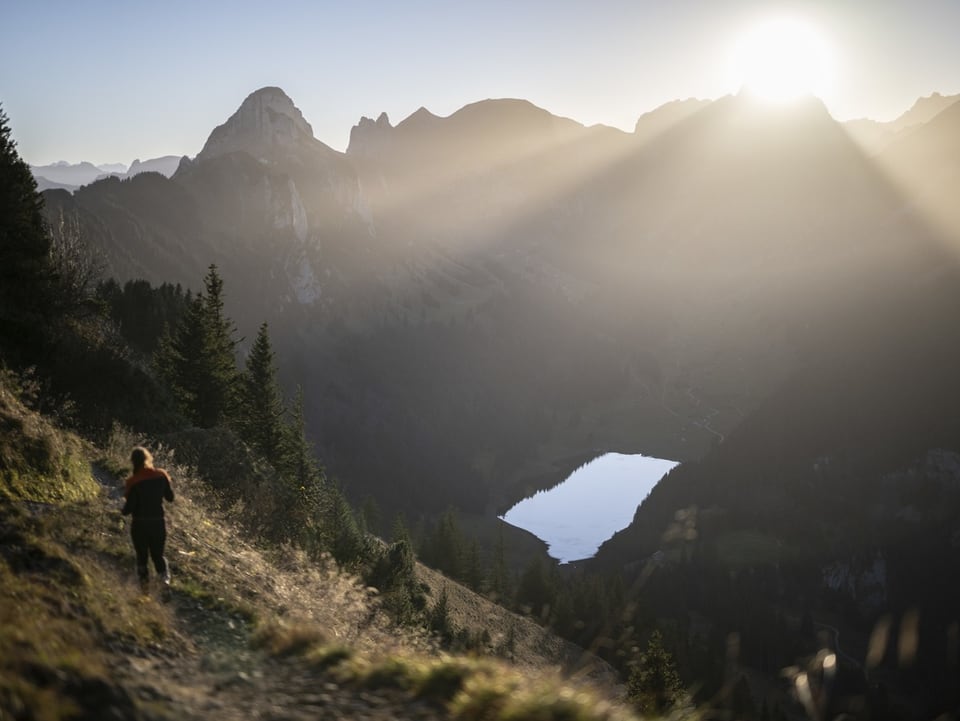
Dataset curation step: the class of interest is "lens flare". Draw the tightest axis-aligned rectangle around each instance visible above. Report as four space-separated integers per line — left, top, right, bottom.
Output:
731 16 833 103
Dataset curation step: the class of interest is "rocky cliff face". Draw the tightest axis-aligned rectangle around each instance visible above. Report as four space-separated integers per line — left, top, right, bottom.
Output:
197 86 332 163
347 112 393 159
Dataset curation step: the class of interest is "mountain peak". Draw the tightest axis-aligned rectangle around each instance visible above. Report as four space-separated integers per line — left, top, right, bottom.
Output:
197 86 323 163
399 106 441 129
634 97 713 142
891 91 960 132
347 112 394 157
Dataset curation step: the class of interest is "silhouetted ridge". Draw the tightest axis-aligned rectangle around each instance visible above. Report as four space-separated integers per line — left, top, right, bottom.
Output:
397 106 441 129
633 97 713 143
197 86 335 163
891 91 960 131
347 112 394 157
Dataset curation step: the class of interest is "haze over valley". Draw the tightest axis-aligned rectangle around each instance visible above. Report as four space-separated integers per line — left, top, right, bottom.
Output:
38 84 960 516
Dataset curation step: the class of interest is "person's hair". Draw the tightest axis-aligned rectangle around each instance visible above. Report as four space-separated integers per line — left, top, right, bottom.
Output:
131 446 154 472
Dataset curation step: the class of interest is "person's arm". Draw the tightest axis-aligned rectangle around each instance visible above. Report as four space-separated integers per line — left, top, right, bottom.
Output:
163 471 174 503
121 483 137 516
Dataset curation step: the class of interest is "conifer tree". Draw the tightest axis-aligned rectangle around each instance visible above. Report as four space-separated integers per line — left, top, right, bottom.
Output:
391 512 411 544
155 295 205 422
271 385 328 544
195 264 240 427
279 385 322 492
517 555 554 619
238 322 284 461
428 586 454 642
627 629 684 715
0 106 55 358
489 523 510 600
325 484 371 566
422 508 465 579
156 265 240 427
464 539 483 591
98 279 190 354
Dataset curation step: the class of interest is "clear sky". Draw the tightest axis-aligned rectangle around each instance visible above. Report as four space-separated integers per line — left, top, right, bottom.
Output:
3 0 959 166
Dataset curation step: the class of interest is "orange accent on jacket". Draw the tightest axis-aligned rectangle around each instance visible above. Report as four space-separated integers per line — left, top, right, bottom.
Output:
125 468 172 498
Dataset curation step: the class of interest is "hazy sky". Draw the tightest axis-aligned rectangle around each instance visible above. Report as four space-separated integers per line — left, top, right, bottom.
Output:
3 0 959 166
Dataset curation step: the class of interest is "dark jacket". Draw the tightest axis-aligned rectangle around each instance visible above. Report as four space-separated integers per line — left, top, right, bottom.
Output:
122 468 174 520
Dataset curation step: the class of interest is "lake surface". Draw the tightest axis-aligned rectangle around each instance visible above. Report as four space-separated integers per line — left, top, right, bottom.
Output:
501 452 679 564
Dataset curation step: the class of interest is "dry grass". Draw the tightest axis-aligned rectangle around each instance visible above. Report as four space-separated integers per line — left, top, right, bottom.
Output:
0 373 98 505
251 620 641 721
1 377 642 721
0 495 180 719
97 425 437 658
0 383 178 718
415 561 623 692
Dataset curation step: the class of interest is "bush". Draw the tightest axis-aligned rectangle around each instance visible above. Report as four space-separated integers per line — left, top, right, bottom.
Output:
367 539 427 625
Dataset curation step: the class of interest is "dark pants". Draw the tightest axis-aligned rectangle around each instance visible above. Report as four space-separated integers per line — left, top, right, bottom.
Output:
131 518 168 582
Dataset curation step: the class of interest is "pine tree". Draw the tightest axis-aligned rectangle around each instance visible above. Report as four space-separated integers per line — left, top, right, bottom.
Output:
422 507 465 579
325 484 370 566
0 106 55 359
358 494 382 536
156 293 206 424
156 265 240 427
270 385 329 545
489 523 509 601
391 512 411 545
279 385 322 492
428 586 454 642
195 265 240 427
464 539 483 591
627 629 685 715
98 279 190 355
238 322 284 461
517 555 554 620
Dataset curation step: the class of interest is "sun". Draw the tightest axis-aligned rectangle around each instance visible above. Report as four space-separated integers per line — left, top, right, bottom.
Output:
731 17 832 103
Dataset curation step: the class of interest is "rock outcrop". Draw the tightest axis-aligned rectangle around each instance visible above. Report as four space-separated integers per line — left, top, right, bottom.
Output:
347 112 393 158
197 86 332 163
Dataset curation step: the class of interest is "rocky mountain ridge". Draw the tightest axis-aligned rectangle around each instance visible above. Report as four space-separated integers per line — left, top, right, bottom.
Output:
842 91 960 154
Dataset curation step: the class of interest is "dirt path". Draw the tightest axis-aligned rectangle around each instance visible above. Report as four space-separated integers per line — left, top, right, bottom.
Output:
91 463 450 721
108 589 443 721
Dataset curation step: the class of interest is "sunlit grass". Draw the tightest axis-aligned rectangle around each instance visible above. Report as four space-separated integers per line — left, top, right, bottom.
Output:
0 379 99 505
253 617 642 721
0 508 177 719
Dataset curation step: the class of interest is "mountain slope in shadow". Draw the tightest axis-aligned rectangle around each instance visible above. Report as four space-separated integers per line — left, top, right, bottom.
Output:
42 88 960 526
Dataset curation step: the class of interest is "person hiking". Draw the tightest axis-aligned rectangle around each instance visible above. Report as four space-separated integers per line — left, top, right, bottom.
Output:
122 446 174 593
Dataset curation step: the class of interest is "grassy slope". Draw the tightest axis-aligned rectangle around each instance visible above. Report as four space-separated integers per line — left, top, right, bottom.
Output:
0 377 642 721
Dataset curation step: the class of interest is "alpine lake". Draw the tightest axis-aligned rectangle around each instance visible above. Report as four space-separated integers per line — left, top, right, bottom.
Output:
500 453 679 564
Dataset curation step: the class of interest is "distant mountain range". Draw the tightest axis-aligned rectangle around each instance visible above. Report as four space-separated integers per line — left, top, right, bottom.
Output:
31 155 183 192
34 91 958 192
842 91 960 153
